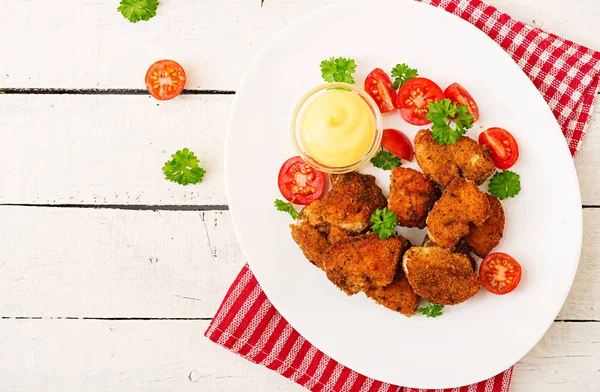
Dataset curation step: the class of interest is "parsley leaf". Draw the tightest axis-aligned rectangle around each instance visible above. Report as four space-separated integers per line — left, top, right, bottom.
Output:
162 148 206 185
118 0 159 23
418 303 444 318
371 151 402 170
488 170 521 200
426 99 474 145
391 63 418 90
370 208 397 239
320 57 357 84
274 199 300 220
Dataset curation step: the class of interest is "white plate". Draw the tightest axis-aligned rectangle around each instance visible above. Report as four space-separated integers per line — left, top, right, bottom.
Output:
225 0 583 388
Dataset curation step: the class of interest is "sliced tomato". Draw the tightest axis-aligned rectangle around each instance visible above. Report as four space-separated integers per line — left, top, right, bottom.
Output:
396 77 444 125
381 129 413 161
364 68 396 113
444 83 480 123
145 60 187 101
479 127 519 169
479 252 522 295
278 156 325 205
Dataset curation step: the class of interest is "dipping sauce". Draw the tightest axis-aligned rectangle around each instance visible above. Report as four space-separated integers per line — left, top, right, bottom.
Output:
299 89 376 167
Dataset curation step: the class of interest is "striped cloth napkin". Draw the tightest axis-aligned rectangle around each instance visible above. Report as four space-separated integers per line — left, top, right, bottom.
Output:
206 0 600 391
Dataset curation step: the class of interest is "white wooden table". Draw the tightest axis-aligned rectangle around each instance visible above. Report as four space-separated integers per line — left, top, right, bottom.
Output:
0 1 598 391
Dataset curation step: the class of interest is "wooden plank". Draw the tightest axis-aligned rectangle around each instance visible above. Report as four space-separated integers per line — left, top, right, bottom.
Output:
0 1 598 90
0 319 597 391
0 206 598 320
1 95 599 206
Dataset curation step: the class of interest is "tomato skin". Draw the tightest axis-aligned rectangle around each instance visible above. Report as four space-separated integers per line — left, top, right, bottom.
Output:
381 129 413 161
479 252 522 295
396 77 444 125
479 128 520 170
444 83 480 123
145 60 187 101
364 68 396 113
277 157 325 205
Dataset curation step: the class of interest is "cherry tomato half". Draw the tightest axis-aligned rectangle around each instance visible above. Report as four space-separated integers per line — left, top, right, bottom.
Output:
396 77 444 125
479 127 520 169
145 60 187 101
364 68 396 113
479 252 522 295
444 83 480 123
381 129 413 161
278 156 325 205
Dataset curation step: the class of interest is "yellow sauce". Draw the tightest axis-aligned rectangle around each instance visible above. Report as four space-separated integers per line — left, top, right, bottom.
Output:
299 90 375 167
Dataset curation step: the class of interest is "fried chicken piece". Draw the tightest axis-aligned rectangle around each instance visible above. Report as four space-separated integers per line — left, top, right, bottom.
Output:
463 194 505 258
403 246 480 305
414 129 495 188
324 233 410 295
388 167 440 229
365 269 420 316
422 234 477 271
426 178 490 249
290 222 330 270
320 172 387 234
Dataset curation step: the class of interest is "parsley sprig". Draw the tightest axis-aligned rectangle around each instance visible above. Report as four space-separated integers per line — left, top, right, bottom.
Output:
274 199 300 220
488 170 521 200
118 0 159 23
391 63 418 90
370 151 401 171
426 99 474 145
370 208 397 239
320 57 357 84
418 303 444 318
162 148 206 185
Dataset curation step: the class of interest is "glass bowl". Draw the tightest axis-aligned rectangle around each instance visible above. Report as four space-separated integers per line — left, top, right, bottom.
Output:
290 82 383 174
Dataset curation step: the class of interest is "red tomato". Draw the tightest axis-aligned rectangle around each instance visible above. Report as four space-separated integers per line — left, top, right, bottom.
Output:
479 252 522 295
479 127 520 169
444 83 480 123
381 129 413 161
145 60 187 101
278 157 325 205
364 68 396 113
396 77 444 125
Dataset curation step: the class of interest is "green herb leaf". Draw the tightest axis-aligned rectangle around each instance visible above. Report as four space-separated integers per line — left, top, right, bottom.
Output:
370 208 397 239
162 148 206 185
320 57 357 84
418 303 444 318
390 63 418 90
118 0 159 23
488 170 521 200
274 199 300 220
427 98 473 145
370 150 402 170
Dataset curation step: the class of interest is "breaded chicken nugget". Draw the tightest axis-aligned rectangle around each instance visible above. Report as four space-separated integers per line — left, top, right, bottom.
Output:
365 269 419 316
422 234 477 272
426 178 490 249
290 222 330 270
403 246 480 305
388 167 440 229
464 194 505 258
320 172 387 234
324 233 410 295
296 200 328 233
414 130 495 188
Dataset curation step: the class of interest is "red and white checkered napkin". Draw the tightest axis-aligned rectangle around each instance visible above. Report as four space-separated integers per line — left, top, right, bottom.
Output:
206 0 600 391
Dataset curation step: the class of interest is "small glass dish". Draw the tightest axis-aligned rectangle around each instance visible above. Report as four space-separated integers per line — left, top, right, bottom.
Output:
290 82 383 174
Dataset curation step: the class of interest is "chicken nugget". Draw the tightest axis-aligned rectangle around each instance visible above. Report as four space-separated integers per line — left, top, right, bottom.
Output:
324 233 410 295
403 246 480 305
426 178 490 249
296 200 328 233
365 269 419 316
320 172 387 234
422 234 477 271
414 130 494 188
463 194 505 258
290 222 330 270
388 167 440 229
